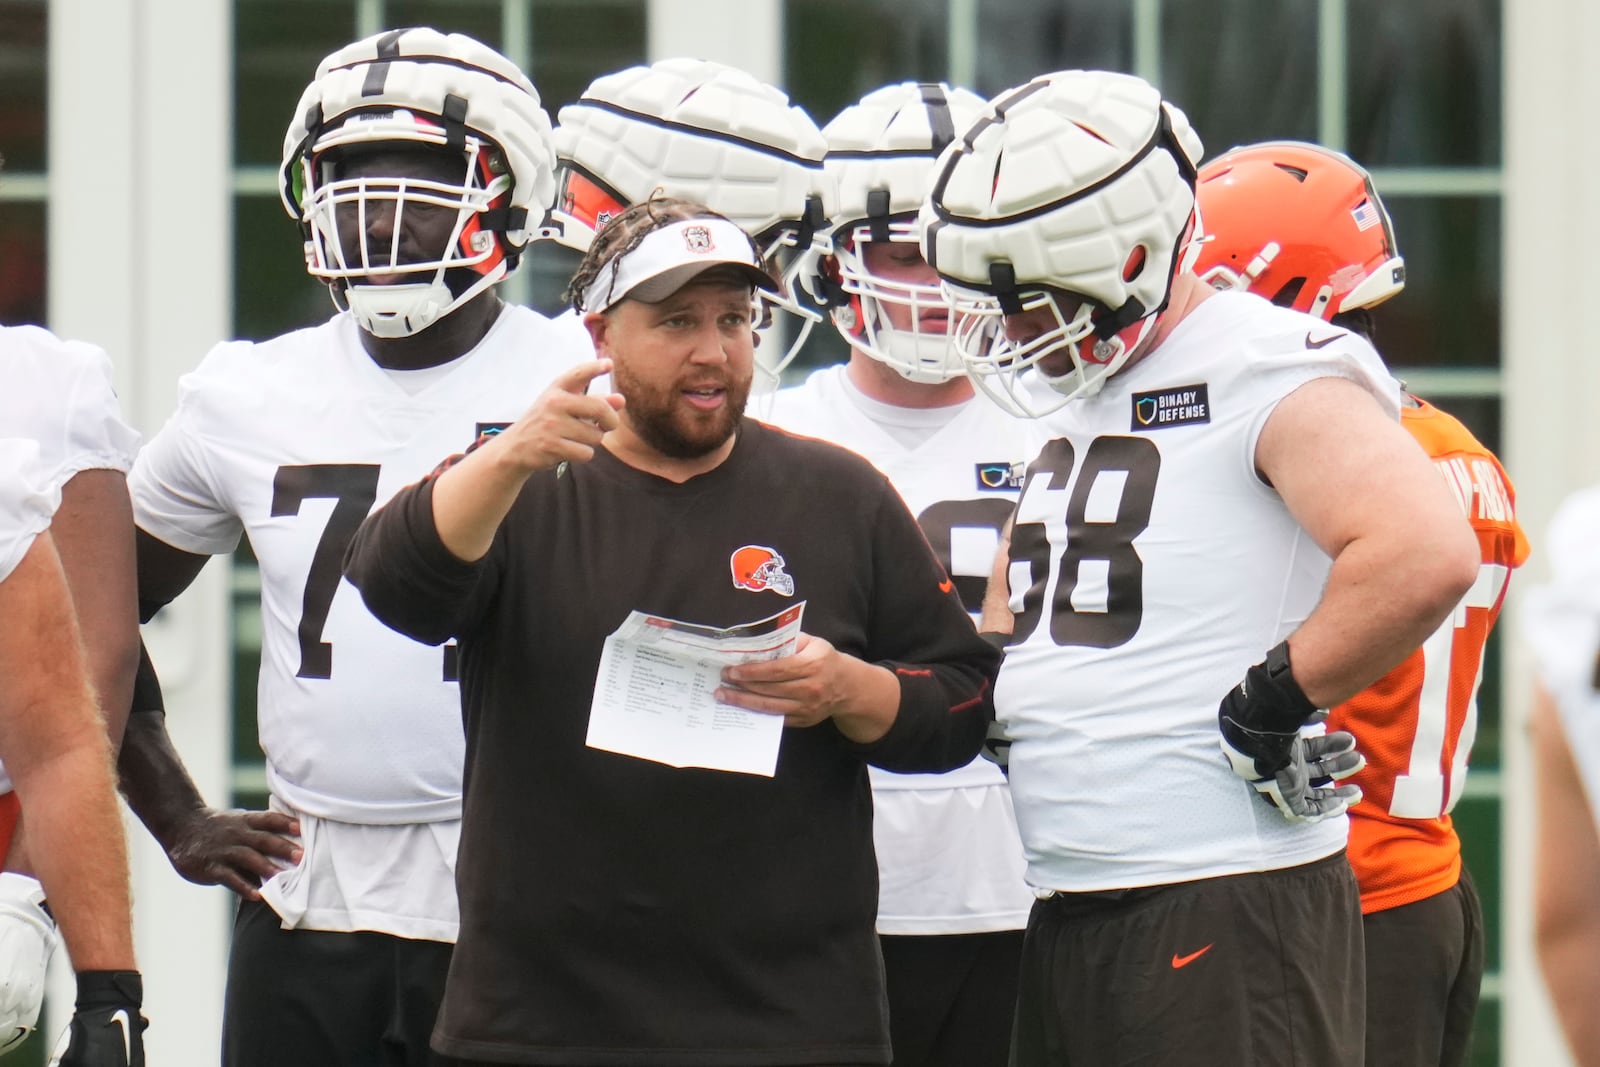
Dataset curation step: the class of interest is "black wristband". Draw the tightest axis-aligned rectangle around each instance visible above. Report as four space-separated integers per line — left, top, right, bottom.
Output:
1236 641 1319 735
74 970 142 1013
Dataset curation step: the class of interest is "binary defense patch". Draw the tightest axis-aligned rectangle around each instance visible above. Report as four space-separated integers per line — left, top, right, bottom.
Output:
1131 384 1210 431
975 462 1024 491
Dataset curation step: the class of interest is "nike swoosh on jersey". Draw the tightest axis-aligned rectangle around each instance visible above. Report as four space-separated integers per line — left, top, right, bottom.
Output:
939 578 954 594
1171 944 1214 968
1304 331 1343 350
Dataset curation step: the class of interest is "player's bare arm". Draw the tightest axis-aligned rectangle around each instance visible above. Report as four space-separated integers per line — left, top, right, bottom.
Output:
431 358 624 562
5 469 142 885
118 529 301 898
0 533 134 972
979 517 1015 636
49 470 139 750
1532 685 1600 1066
718 633 902 742
1257 375 1478 707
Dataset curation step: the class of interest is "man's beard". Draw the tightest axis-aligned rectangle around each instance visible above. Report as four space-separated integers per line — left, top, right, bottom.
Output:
613 361 751 460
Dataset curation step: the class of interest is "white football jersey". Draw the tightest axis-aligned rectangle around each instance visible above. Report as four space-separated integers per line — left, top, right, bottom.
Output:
131 306 589 824
1002 290 1401 892
0 325 140 490
0 327 138 797
0 439 58 584
1523 485 1600 828
767 364 1043 932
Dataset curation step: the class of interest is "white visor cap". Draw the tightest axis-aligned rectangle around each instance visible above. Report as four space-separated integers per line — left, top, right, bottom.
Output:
582 217 779 312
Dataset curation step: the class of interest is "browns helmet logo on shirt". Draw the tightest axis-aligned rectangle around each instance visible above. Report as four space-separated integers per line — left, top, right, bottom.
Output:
730 545 794 596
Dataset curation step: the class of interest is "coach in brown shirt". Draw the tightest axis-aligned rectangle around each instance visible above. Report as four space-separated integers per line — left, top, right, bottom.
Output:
346 197 998 1066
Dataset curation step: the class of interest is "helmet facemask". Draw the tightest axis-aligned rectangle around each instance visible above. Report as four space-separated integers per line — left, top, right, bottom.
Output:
943 284 1151 418
825 217 961 383
300 116 515 338
279 29 559 341
748 208 827 393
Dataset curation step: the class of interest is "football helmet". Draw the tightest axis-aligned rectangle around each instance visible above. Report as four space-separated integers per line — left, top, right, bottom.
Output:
918 70 1203 416
813 82 987 383
1193 140 1404 319
550 58 829 386
280 28 557 338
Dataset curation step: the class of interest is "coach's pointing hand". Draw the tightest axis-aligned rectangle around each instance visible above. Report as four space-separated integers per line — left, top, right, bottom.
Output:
492 359 625 475
431 360 624 562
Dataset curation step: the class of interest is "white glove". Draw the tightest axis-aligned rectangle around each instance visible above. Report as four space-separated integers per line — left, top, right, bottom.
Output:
0 872 58 1055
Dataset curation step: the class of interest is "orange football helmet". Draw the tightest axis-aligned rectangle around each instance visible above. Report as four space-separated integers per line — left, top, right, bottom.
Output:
1193 141 1404 321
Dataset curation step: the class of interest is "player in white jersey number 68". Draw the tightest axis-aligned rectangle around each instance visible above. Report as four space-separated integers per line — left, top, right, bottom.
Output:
921 69 1480 1066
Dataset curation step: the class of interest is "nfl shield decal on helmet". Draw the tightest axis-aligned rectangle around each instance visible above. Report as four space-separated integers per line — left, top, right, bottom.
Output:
730 545 795 596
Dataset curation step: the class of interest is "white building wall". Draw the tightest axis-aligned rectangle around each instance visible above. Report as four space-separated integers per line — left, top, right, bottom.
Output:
47 1 233 1063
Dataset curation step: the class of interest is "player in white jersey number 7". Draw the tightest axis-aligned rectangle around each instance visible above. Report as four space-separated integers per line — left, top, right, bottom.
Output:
117 27 587 1066
922 69 1480 1065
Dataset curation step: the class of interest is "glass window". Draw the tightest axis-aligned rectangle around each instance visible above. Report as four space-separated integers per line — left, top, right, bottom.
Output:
389 0 505 49
0 1 47 173
1346 0 1501 167
784 0 948 125
973 0 1132 97
527 0 647 115
519 239 583 317
1366 196 1500 369
234 0 359 167
1454 791 1501 974
1162 0 1317 154
0 198 44 326
234 193 334 341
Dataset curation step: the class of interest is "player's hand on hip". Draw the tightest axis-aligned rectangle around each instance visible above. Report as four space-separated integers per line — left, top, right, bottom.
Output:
496 359 624 473
165 807 302 900
1227 730 1365 824
1217 641 1363 824
47 972 145 1067
718 634 873 730
0 873 56 1054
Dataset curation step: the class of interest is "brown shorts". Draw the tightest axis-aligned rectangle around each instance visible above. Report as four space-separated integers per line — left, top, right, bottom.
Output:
1010 850 1364 1067
1362 867 1484 1067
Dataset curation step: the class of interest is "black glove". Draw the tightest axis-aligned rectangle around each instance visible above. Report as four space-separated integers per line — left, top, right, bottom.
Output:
1218 642 1364 824
47 971 146 1067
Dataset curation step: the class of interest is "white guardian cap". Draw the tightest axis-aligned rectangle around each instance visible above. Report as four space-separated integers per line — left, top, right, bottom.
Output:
550 58 830 386
814 82 988 383
919 70 1203 415
280 28 558 338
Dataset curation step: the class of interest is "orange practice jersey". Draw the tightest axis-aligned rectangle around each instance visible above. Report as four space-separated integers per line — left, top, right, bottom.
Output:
1331 398 1529 913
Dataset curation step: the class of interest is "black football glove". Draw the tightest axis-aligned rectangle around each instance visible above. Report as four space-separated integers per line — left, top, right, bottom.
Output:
1218 642 1364 824
47 971 146 1067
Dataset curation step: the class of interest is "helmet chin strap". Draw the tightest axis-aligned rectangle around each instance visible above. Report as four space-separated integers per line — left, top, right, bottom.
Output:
341 263 504 338
345 281 454 338
1042 313 1158 399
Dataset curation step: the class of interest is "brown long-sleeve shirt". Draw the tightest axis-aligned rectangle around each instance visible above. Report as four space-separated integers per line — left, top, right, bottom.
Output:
345 418 999 1065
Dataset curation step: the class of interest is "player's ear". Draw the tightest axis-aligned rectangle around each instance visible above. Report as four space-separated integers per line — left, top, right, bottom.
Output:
583 311 610 354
